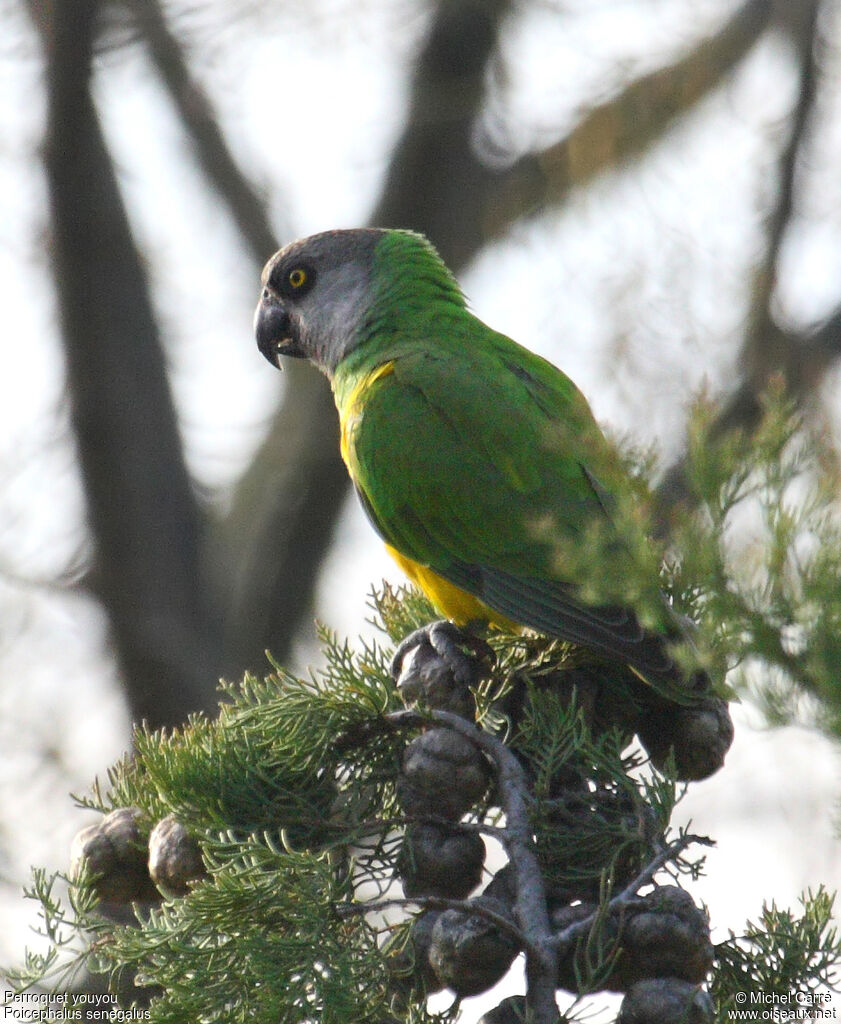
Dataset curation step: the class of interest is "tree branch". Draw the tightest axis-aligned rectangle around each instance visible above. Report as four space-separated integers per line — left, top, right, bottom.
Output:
654 0 824 532
741 0 820 368
336 893 533 959
33 0 220 726
388 708 561 1022
372 0 515 271
527 0 771 206
218 365 348 672
381 0 771 265
125 0 346 673
550 832 714 955
127 0 281 262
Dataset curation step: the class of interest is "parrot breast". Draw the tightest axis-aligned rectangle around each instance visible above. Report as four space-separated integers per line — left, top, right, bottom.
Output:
339 360 396 466
335 356 517 630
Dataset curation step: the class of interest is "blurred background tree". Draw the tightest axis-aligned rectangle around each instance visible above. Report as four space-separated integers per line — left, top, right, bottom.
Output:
1 0 841 1014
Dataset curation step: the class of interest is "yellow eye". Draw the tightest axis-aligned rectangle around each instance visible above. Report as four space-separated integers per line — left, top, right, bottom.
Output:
276 261 315 298
288 267 308 289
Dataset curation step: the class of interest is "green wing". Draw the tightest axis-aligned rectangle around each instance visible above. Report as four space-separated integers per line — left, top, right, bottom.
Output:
344 324 692 689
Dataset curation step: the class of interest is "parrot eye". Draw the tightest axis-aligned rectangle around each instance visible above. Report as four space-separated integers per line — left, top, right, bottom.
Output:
277 262 315 299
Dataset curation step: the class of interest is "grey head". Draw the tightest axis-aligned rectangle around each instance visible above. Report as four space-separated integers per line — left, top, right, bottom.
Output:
254 228 385 377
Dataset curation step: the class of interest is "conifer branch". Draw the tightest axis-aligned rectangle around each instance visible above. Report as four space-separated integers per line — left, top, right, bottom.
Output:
11 588 841 1017
613 832 714 907
335 894 532 958
387 707 562 1021
349 814 507 841
550 832 714 955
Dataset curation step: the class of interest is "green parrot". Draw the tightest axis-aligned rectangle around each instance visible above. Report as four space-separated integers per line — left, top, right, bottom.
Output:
254 228 706 697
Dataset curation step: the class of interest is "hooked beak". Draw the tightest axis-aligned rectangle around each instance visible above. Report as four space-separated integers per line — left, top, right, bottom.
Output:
254 289 304 367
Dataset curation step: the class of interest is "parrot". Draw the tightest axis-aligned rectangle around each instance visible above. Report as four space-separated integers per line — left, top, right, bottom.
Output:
254 228 707 699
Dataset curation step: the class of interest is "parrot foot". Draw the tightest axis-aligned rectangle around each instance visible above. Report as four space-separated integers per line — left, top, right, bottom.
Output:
391 621 495 699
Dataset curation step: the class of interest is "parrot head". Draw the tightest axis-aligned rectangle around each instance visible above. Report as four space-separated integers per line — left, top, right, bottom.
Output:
255 228 465 376
254 228 387 376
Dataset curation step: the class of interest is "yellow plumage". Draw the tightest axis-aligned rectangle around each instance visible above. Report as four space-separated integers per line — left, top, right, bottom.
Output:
339 360 395 465
385 543 518 630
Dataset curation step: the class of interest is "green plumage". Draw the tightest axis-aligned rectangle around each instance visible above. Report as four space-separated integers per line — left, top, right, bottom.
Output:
256 228 706 697
335 306 611 575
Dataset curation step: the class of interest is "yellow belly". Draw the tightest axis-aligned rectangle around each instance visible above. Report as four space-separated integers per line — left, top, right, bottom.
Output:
386 544 519 632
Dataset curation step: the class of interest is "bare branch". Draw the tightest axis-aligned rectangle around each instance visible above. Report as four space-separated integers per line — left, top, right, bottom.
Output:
31 0 220 725
127 0 282 262
528 0 771 205
122 0 346 672
654 0 824 532
217 363 348 673
373 0 516 270
385 0 770 263
741 0 821 384
796 304 841 386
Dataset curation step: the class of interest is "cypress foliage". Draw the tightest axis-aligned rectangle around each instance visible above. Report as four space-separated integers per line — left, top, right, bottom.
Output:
5 391 841 1022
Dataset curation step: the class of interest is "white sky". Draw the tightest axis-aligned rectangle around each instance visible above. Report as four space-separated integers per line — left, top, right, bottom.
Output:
1 0 841 1017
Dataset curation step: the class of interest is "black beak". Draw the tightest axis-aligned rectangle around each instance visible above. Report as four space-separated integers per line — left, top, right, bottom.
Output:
254 290 303 366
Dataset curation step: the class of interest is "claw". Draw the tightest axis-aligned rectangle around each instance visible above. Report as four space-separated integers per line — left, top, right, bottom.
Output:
391 620 494 687
391 621 495 719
